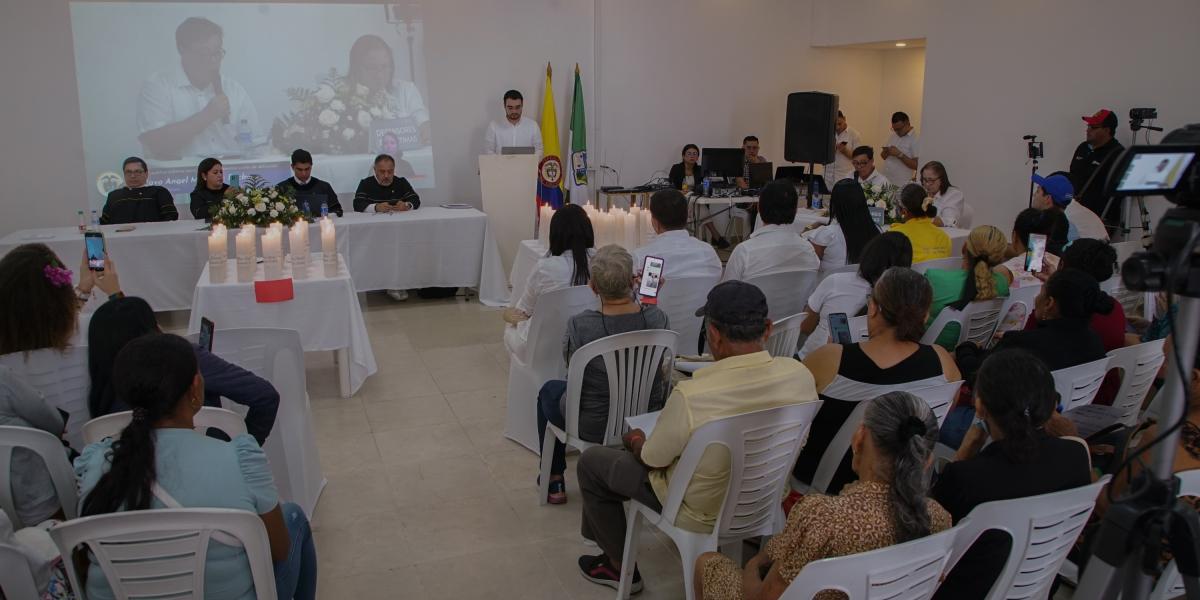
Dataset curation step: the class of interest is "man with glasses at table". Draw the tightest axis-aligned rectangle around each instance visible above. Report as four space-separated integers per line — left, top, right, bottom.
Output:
100 157 178 225
137 17 260 160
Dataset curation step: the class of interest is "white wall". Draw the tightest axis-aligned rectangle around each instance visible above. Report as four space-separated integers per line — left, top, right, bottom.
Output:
874 48 924 149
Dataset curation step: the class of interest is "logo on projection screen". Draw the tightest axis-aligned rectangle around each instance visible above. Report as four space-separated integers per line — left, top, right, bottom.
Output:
539 156 563 187
96 172 122 197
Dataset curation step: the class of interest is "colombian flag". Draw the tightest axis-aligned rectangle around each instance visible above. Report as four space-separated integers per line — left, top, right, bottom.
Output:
537 63 565 209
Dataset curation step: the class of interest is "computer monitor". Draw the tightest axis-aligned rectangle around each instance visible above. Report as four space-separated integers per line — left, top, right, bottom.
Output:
775 166 807 182
748 162 773 188
701 147 745 179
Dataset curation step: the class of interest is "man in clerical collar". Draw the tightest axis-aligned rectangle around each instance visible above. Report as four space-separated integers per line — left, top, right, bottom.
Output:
276 149 343 217
100 157 178 225
136 17 260 160
353 154 420 301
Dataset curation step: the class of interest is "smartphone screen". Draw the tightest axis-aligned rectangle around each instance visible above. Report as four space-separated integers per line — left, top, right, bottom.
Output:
85 232 106 271
829 312 852 345
1025 233 1048 272
199 317 215 352
638 255 665 299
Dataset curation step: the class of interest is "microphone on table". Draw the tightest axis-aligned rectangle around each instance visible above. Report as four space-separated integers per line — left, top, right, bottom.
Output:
213 75 229 125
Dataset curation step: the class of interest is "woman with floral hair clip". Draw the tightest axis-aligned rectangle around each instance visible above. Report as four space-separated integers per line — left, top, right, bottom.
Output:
889 183 952 263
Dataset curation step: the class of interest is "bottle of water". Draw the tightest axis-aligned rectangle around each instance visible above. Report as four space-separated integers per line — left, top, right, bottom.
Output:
810 179 822 210
320 200 329 218
702 178 711 198
77 210 87 233
236 119 253 155
301 201 310 218
89 210 100 230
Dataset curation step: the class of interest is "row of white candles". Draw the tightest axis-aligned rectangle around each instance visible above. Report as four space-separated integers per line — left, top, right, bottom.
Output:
206 219 338 283
537 203 654 251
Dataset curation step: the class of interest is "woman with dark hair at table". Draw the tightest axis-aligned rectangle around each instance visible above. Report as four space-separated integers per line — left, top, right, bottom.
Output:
190 157 228 220
803 178 881 273
672 144 728 249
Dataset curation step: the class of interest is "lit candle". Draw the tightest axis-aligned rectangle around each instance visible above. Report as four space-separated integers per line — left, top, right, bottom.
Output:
207 224 227 283
321 218 337 277
538 205 552 243
235 224 256 283
289 222 308 280
622 209 637 251
262 227 283 280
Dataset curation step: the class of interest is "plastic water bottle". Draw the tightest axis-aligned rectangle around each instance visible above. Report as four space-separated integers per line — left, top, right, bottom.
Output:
810 179 822 210
236 119 253 154
702 178 711 198
77 210 87 233
301 201 310 218
320 200 329 218
90 210 100 230
229 173 240 189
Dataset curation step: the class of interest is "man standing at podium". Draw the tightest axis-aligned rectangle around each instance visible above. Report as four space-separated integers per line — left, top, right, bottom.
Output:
484 90 543 155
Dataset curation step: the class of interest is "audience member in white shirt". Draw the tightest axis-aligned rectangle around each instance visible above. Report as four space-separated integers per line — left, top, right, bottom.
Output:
998 207 1066 289
920 161 967 228
137 17 261 160
723 181 820 282
798 232 914 358
504 204 594 357
852 146 891 190
824 110 861 185
1037 170 1109 242
881 111 920 187
633 190 722 280
803 179 882 273
485 90 543 155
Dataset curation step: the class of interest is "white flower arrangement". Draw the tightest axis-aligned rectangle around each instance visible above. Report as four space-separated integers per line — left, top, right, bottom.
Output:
861 182 902 224
329 99 346 112
214 175 305 228
318 109 339 127
314 84 335 104
271 68 407 154
342 127 355 140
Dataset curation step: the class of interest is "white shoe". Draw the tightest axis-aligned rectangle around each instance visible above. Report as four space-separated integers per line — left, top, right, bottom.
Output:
386 289 409 301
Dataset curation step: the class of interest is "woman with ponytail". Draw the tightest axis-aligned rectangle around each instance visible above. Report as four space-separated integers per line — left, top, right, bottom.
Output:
932 349 1091 599
924 225 1011 350
889 183 951 263
695 391 951 600
75 334 316 600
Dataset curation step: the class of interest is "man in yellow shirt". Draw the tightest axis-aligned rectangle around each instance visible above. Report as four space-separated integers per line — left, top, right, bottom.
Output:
576 281 819 592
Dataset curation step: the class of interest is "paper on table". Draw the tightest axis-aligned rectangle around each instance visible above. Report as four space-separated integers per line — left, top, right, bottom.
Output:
624 410 662 438
675 361 714 374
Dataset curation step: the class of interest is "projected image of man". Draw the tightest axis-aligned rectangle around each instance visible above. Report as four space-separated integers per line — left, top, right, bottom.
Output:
347 34 430 145
136 17 260 160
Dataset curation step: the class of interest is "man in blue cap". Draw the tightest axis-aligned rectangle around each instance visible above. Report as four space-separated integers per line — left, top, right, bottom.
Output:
1032 172 1109 242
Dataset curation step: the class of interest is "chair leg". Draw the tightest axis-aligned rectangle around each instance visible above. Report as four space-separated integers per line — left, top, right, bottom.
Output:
616 506 643 599
537 424 554 506
677 537 712 600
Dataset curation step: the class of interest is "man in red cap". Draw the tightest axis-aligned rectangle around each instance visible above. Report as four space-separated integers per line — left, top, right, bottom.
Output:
1069 109 1125 227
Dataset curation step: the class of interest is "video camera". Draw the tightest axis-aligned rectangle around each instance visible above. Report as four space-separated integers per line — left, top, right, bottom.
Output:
1130 107 1163 132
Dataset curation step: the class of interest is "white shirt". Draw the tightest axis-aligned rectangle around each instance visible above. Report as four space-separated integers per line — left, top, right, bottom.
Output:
1065 201 1110 241
856 168 891 190
485 116 543 155
882 130 920 187
137 68 260 158
803 222 847 273
383 80 430 125
722 224 820 282
504 249 594 358
932 186 965 228
798 272 872 358
824 127 861 186
633 229 723 280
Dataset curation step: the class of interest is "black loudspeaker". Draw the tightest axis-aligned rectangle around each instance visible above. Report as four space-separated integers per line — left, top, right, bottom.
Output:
784 92 839 164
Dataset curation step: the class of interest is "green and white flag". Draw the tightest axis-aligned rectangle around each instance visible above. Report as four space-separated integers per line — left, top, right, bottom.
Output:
568 64 589 205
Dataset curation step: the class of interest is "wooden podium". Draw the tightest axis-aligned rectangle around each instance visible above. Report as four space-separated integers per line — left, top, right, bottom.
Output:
479 154 539 283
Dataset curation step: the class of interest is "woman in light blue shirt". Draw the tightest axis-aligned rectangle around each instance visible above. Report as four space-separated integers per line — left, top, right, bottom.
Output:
75 333 316 599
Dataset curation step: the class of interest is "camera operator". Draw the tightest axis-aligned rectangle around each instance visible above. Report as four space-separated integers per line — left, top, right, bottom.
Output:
1069 109 1125 226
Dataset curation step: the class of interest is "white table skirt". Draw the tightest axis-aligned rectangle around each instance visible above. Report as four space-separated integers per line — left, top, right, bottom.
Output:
0 208 509 311
187 253 377 396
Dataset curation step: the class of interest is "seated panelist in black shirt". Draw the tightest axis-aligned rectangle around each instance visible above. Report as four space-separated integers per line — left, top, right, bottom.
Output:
353 153 420 213
189 157 228 221
276 148 343 217
100 157 179 225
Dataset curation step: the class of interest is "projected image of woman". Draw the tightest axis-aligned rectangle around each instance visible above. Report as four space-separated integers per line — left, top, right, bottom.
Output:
347 34 430 146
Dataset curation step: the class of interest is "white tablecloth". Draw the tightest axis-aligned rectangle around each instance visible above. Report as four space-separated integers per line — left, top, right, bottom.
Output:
0 208 509 311
187 253 377 395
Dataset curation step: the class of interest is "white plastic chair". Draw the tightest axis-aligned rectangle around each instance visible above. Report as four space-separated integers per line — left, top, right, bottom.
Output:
766 313 806 358
818 262 859 284
0 538 41 599
616 402 824 600
1067 341 1165 437
989 284 1040 346
780 526 960 600
0 346 91 450
911 257 964 274
49 508 278 600
1052 357 1112 414
655 275 719 356
848 315 869 342
536 329 677 505
796 379 960 495
505 286 599 451
186 328 326 516
745 270 820 323
82 407 248 445
944 477 1109 600
1149 469 1200 600
921 298 1005 349
0 426 78 529
957 202 975 229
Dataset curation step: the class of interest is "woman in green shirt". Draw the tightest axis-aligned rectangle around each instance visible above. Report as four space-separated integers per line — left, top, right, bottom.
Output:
924 225 1010 350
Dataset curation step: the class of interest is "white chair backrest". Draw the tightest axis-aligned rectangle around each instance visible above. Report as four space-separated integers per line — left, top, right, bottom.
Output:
0 426 78 529
1052 357 1112 414
49 508 278 600
766 313 806 358
947 478 1109 600
83 407 247 446
0 538 41 599
655 275 719 356
991 284 1040 346
911 257 964 274
781 526 960 600
563 329 677 446
521 285 598 375
1149 469 1200 600
819 263 859 283
958 202 975 229
848 315 869 342
1067 341 1165 437
744 270 819 323
658 402 823 541
0 347 91 450
921 298 1005 348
